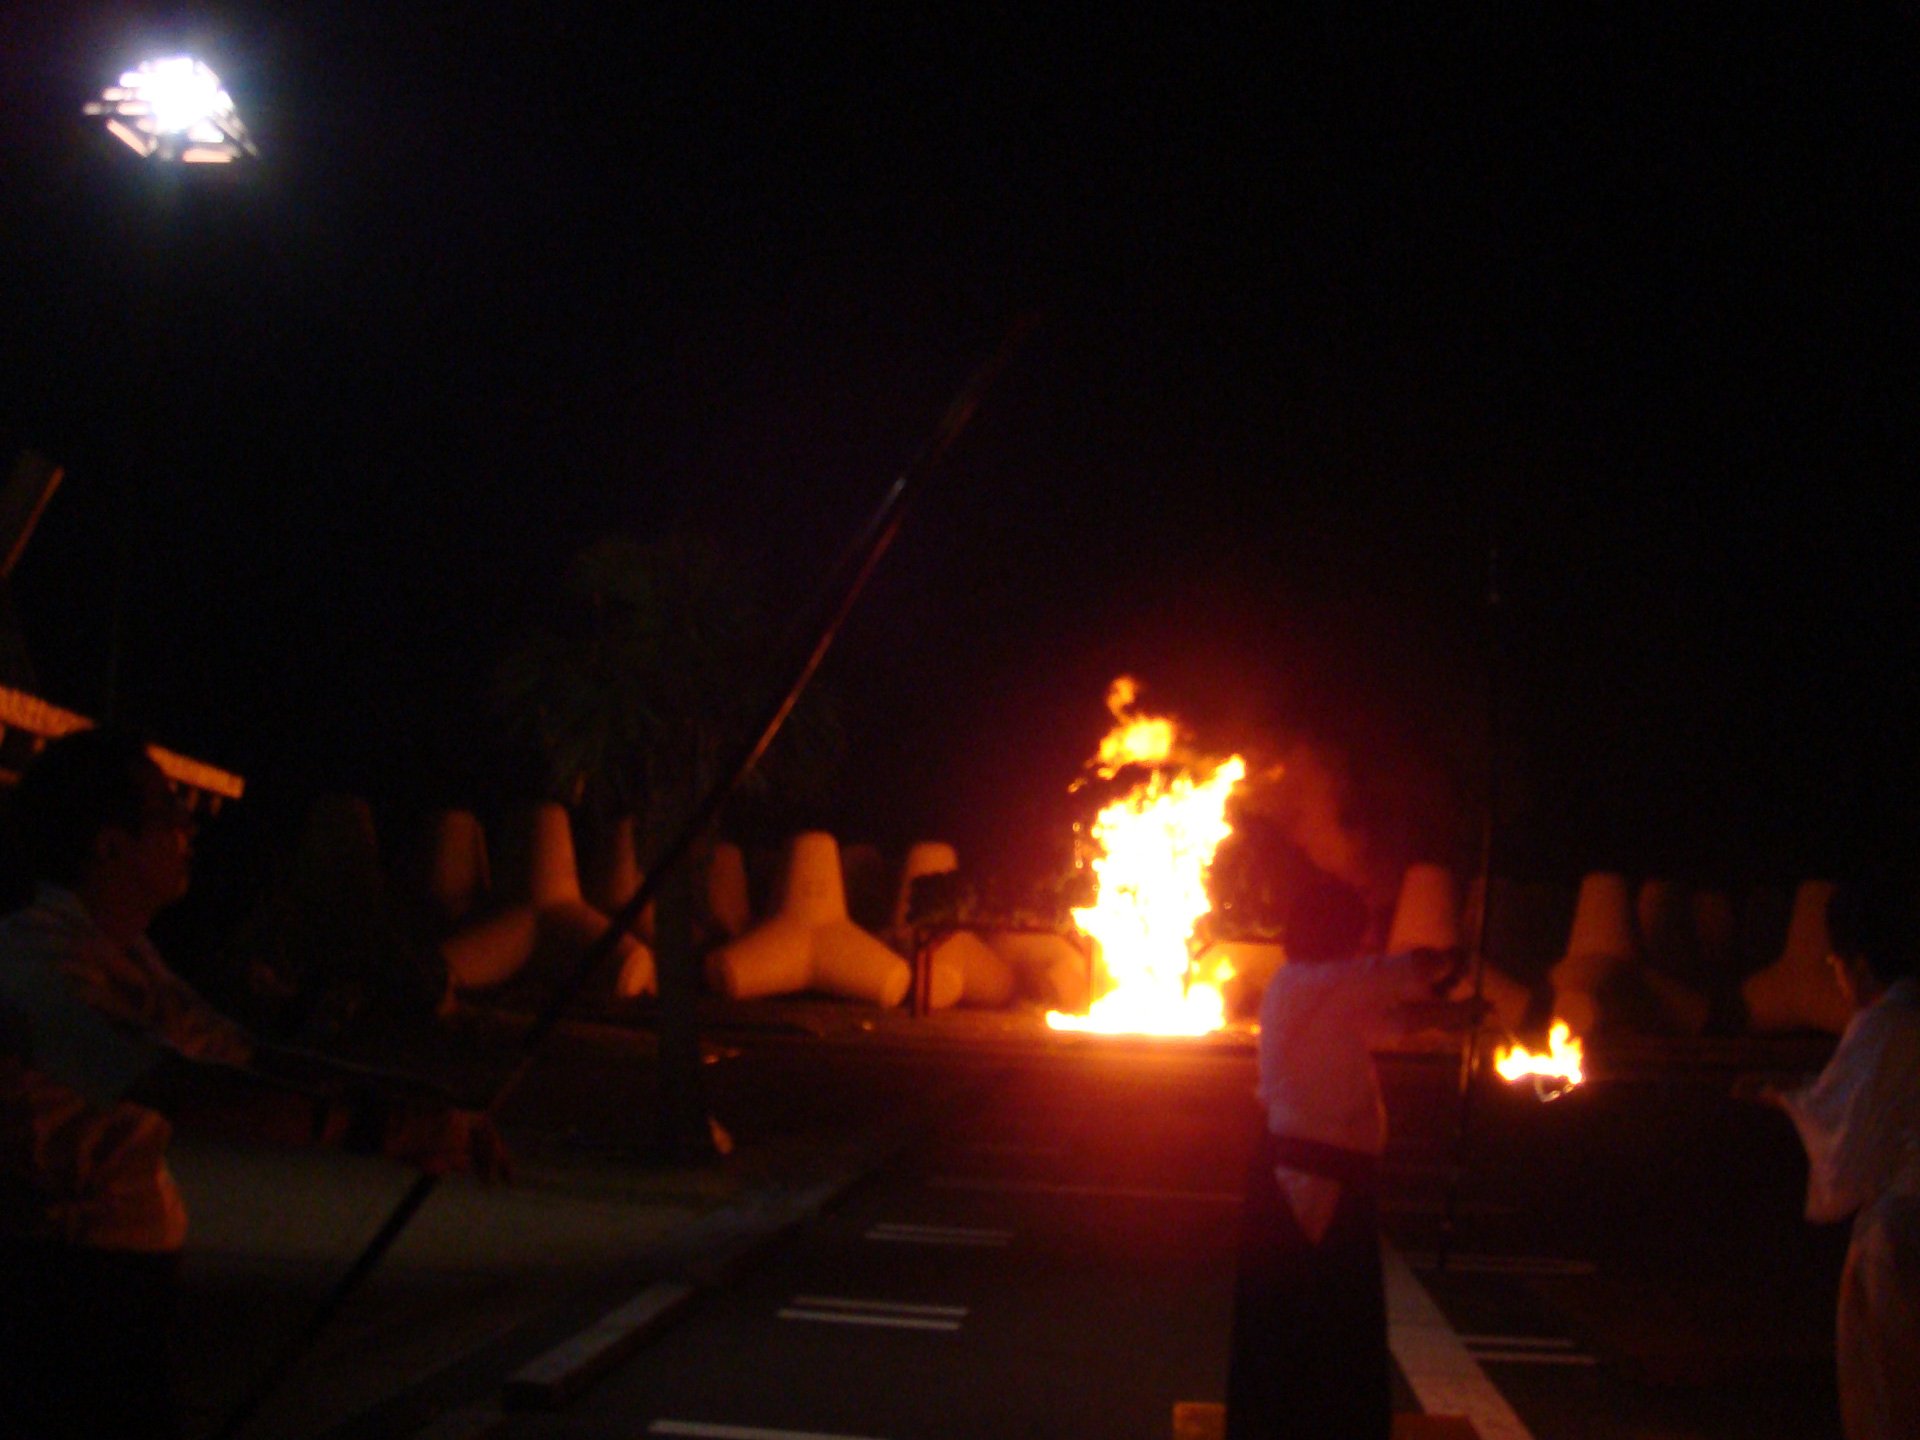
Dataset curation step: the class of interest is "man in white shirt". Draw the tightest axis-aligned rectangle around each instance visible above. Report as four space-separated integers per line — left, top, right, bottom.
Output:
1226 874 1478 1439
1764 879 1920 1440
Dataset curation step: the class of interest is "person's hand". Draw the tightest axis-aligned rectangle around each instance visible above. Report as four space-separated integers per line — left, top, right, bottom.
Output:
386 1107 513 1183
1411 946 1469 995
1729 1073 1788 1109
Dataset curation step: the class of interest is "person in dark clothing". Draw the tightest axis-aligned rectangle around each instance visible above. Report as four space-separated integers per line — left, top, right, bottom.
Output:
1226 874 1478 1439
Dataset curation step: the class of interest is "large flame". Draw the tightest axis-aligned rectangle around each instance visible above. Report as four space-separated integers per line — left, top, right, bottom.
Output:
1050 680 1246 1036
1092 676 1177 776
1494 1021 1584 1096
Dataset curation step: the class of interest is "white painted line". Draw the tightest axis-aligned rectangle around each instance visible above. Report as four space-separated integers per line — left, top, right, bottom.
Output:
871 1228 1021 1244
865 1222 1012 1247
651 1422 890 1440
1469 1350 1598 1366
504 1281 696 1409
789 1295 968 1318
1406 1253 1597 1276
777 1309 961 1332
930 1176 1240 1203
1384 1243 1537 1440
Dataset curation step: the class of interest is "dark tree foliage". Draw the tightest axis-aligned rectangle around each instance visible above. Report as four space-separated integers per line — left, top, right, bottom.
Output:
492 532 843 850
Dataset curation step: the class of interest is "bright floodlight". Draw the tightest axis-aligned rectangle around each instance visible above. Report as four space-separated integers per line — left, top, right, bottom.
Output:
84 56 258 162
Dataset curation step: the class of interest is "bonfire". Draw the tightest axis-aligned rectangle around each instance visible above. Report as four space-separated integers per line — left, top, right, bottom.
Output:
1048 679 1248 1036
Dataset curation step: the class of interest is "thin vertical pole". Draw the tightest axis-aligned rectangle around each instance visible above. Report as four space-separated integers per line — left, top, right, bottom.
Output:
1438 532 1500 1271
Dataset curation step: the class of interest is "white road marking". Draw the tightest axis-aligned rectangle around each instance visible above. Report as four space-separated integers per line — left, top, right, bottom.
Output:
789 1296 968 1318
776 1310 961 1332
779 1294 967 1332
503 1281 696 1408
1384 1243 1538 1440
650 1422 890 1440
865 1222 1013 1246
1406 1253 1597 1276
929 1176 1240 1203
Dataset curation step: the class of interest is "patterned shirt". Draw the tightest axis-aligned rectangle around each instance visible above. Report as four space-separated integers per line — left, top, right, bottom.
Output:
1 885 252 1250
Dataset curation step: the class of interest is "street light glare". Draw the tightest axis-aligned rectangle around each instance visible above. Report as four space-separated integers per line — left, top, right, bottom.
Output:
84 56 258 162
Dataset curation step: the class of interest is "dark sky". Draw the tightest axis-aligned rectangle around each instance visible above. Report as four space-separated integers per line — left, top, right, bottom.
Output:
2 5 1915 888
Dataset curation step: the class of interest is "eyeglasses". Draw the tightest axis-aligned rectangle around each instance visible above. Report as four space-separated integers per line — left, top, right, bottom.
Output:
140 785 196 835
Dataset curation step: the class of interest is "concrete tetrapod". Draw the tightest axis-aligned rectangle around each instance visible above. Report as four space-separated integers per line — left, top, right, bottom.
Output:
441 804 650 996
1403 868 1534 1036
988 931 1092 1013
1742 879 1850 1034
705 832 911 1006
1387 863 1462 954
704 841 751 941
1549 872 1639 1037
425 809 490 926
527 802 655 999
1635 879 1710 1035
894 842 959 930
893 841 997 1008
581 814 658 999
1691 889 1737 977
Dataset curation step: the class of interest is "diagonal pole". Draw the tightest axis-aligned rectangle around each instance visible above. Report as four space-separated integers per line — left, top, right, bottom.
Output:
1438 529 1501 1272
213 313 1037 1438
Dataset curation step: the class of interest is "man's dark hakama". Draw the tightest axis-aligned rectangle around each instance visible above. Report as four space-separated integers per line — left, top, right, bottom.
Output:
1225 1123 1390 1440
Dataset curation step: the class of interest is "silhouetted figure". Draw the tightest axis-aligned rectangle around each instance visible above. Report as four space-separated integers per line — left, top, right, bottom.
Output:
1226 874 1478 1439
1762 879 1920 1440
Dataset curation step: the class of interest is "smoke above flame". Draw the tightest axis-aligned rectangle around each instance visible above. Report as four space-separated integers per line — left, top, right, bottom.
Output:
1049 678 1249 1036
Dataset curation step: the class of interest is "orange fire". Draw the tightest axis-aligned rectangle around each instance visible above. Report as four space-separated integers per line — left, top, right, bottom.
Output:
1049 680 1247 1036
1091 676 1177 775
1494 1021 1584 1096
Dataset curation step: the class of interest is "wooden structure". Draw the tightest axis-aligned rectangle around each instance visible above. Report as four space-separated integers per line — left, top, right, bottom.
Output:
0 683 245 811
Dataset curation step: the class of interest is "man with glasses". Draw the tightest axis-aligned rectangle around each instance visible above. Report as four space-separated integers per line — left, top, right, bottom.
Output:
0 729 507 1439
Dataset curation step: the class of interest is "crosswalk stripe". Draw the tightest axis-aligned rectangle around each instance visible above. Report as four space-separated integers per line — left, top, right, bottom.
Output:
789 1296 967 1318
865 1222 1013 1246
777 1309 961 1332
1384 1244 1537 1440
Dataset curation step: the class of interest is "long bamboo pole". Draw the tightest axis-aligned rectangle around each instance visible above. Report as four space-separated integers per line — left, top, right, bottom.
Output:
1438 532 1501 1272
214 314 1037 1438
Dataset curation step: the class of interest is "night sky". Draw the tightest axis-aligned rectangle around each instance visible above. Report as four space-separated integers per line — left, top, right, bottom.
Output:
2 6 1914 894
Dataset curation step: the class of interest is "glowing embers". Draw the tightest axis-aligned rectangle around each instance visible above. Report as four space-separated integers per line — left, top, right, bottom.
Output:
1048 679 1247 1036
1494 1021 1585 1099
85 57 258 162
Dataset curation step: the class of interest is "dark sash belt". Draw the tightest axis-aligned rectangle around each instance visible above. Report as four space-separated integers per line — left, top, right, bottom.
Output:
1261 1130 1379 1188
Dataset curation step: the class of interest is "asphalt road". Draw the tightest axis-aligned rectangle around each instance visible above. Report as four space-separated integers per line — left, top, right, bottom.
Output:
419 1022 1850 1440
524 1042 1253 1440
